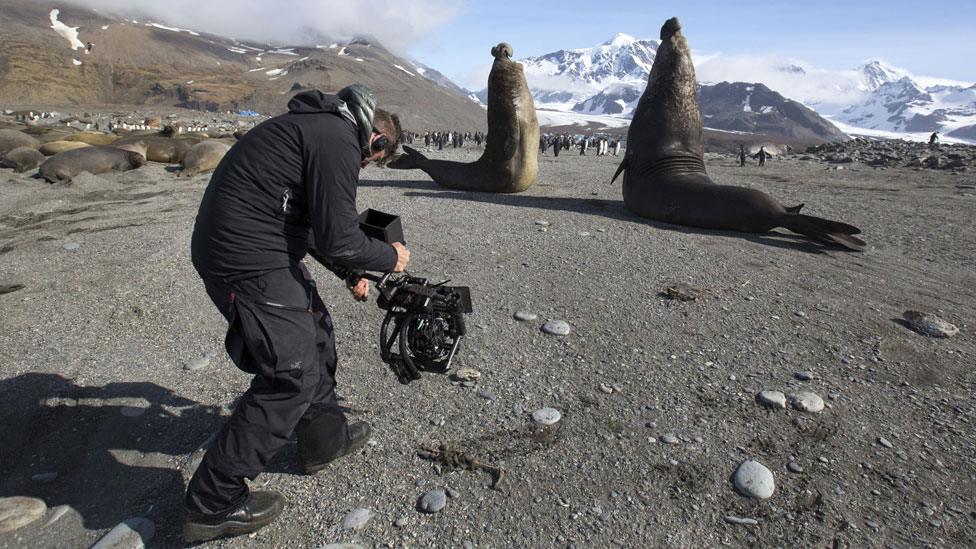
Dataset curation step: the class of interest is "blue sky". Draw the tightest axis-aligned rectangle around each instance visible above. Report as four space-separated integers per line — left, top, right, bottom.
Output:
407 0 976 88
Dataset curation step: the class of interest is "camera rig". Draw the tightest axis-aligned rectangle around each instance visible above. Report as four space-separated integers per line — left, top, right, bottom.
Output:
357 271 473 384
309 209 473 384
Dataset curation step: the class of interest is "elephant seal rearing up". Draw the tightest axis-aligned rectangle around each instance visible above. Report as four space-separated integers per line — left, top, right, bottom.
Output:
612 18 864 251
39 146 145 183
390 43 539 193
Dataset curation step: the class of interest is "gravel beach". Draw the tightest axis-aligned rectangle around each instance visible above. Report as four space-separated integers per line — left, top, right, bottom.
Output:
1 145 974 547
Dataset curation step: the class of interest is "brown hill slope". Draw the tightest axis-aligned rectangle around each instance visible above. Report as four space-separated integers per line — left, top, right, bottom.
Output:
0 0 487 130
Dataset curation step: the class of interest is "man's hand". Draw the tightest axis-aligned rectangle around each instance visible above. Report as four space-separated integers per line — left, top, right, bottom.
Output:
392 242 411 272
346 277 369 302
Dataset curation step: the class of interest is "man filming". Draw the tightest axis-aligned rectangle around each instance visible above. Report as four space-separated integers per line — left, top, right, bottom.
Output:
185 84 410 542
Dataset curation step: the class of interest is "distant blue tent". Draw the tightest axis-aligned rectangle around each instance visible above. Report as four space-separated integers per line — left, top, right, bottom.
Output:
238 110 260 117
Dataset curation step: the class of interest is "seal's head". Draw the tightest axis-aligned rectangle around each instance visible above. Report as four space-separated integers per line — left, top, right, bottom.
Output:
661 17 681 40
491 43 513 60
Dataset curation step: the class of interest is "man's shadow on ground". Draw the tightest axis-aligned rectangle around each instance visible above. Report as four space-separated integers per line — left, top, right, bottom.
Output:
0 373 226 545
382 184 836 254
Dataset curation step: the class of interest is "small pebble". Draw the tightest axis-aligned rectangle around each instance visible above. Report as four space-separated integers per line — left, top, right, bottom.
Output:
724 515 759 526
184 355 211 372
756 390 787 409
446 488 460 498
120 406 147 417
733 460 775 499
531 408 561 425
534 220 550 226
878 437 893 449
790 391 825 413
44 505 71 527
340 508 372 530
31 472 58 483
660 433 679 445
91 517 155 549
451 367 481 382
598 383 613 394
794 371 814 381
477 390 496 401
902 310 959 338
461 381 476 388
866 520 880 529
541 320 571 336
394 516 409 527
418 490 447 514
787 462 804 473
62 242 80 251
513 310 537 322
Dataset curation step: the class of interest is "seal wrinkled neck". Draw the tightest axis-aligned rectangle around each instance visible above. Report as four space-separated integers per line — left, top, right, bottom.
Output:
660 17 681 40
491 43 513 60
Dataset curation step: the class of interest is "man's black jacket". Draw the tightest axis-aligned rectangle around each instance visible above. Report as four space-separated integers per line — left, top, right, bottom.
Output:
191 91 396 281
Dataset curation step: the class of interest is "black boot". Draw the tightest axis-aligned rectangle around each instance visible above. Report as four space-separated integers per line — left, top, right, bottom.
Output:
298 417 371 475
184 490 285 543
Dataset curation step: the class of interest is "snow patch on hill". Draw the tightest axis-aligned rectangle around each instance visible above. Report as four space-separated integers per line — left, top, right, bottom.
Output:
49 9 84 51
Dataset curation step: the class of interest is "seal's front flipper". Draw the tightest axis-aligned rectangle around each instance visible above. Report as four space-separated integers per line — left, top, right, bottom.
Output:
388 145 428 170
610 157 629 184
785 203 804 214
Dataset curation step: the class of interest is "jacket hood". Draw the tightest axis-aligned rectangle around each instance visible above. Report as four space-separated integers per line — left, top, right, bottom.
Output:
287 90 345 114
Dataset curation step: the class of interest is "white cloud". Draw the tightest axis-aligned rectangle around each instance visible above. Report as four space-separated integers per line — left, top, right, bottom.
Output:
65 0 462 53
694 53 871 107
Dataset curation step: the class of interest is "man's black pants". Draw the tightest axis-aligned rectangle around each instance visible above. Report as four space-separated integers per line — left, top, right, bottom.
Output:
185 263 347 515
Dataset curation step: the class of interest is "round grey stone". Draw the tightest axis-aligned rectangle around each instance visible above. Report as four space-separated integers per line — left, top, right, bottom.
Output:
120 406 147 417
62 242 80 251
660 433 679 445
733 460 776 499
513 310 537 321
794 371 814 381
756 390 787 409
541 320 571 336
340 508 372 530
791 391 825 413
184 355 211 372
91 517 155 549
44 504 72 527
0 497 47 534
418 489 447 514
787 461 804 473
531 407 561 425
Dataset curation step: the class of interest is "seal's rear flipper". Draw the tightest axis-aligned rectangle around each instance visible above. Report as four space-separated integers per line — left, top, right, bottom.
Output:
388 145 428 170
785 203 804 214
782 214 865 251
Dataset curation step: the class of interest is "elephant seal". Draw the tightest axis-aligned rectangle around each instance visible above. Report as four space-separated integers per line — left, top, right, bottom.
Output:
179 140 230 177
390 42 540 193
0 129 40 158
39 140 91 156
39 146 145 183
114 135 206 163
612 18 864 251
61 132 120 146
0 147 45 173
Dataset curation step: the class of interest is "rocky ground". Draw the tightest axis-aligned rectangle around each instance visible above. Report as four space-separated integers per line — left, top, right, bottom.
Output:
804 138 976 173
0 140 974 548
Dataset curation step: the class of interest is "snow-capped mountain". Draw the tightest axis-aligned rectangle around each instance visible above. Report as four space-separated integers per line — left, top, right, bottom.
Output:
698 82 849 141
572 82 642 115
517 33 658 110
832 76 976 137
857 59 913 92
